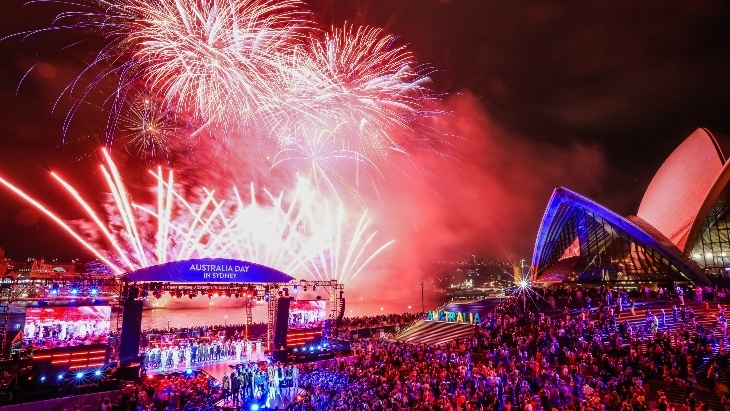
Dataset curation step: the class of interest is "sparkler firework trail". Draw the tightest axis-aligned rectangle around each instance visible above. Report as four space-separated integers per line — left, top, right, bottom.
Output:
0 149 393 284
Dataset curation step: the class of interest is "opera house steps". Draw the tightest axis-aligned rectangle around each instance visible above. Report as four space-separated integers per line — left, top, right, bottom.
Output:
583 299 727 410
393 319 475 347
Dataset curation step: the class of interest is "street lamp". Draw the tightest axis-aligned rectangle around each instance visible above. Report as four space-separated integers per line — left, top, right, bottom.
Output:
518 280 528 319
421 280 425 313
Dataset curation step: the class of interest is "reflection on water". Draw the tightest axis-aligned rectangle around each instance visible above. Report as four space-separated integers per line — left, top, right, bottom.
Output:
141 294 449 331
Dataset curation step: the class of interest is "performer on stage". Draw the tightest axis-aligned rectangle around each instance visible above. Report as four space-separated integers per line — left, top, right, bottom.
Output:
292 364 299 395
160 347 168 371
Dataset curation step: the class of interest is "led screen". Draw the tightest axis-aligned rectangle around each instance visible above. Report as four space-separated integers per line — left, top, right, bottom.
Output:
23 306 111 349
288 300 327 329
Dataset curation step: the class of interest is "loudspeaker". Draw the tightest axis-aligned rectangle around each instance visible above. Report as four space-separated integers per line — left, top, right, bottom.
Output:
119 300 144 364
337 298 345 321
274 297 291 348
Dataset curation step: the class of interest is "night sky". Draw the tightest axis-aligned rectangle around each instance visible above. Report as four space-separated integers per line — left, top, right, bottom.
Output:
1 0 730 262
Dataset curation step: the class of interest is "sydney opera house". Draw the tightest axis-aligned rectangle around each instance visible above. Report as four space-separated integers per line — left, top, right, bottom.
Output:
532 128 730 285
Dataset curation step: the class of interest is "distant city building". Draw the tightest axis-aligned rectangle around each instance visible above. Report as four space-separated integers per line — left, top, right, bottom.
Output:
532 128 730 285
0 247 15 277
16 258 83 279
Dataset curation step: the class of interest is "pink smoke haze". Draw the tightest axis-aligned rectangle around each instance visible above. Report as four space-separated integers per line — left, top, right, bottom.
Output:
348 93 607 306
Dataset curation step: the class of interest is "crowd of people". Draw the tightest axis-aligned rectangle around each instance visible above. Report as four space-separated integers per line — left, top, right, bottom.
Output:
141 335 265 371
220 362 301 407
339 312 424 330
100 372 219 411
23 320 110 350
141 322 267 338
291 285 730 411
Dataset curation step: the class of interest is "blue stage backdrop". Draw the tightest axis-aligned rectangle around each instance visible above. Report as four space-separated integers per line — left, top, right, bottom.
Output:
123 258 296 283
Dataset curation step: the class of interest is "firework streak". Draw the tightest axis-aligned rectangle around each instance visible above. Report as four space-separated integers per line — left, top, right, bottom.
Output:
0 149 392 283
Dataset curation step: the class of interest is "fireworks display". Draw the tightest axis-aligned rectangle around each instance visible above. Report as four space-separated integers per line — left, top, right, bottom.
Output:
0 149 392 284
5 0 446 282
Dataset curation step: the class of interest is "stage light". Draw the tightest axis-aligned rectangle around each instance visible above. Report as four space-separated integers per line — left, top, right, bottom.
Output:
185 369 193 375
70 285 79 295
264 293 270 302
51 284 60 294
89 287 99 296
57 373 64 381
323 343 328 347
519 280 528 289
251 404 259 411
76 372 84 379
94 370 102 377
293 285 298 293
317 345 322 350
308 346 314 352
293 348 298 352
40 376 46 382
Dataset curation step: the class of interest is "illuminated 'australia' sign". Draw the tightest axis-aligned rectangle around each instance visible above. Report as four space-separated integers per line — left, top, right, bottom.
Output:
124 258 296 284
426 310 481 324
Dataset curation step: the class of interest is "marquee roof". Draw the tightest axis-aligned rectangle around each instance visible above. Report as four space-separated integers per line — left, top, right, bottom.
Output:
123 258 295 284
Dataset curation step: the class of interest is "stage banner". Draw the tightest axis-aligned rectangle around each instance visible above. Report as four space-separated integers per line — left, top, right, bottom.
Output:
124 258 295 283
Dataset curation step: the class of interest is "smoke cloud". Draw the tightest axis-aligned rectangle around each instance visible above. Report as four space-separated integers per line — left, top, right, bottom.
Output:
348 92 608 308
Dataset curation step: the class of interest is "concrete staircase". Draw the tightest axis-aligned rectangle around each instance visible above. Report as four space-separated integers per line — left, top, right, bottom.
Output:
394 320 475 347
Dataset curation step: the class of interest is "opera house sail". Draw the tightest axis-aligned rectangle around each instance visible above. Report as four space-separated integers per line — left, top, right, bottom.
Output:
532 128 730 285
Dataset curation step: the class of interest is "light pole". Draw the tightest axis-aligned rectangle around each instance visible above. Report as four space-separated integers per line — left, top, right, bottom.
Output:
421 280 425 313
519 280 528 319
